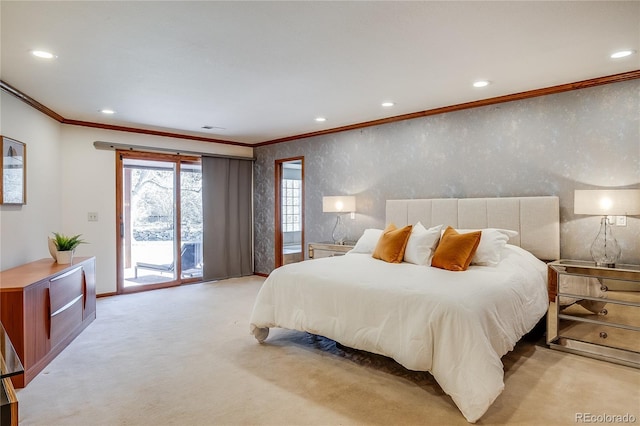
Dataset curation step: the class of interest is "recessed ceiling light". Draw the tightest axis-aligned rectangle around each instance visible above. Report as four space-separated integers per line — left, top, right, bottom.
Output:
473 80 490 88
100 109 115 115
315 117 327 122
381 102 395 107
610 50 635 59
31 50 56 59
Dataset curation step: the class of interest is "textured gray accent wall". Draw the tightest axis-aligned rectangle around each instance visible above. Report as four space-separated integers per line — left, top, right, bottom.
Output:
254 80 640 274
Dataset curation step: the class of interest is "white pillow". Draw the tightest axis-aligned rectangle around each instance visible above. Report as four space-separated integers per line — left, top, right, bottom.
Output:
404 222 443 265
492 228 518 239
349 228 384 254
455 228 518 266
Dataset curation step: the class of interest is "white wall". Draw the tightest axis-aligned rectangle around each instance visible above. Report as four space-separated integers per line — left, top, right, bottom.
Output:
1 90 253 294
0 91 62 267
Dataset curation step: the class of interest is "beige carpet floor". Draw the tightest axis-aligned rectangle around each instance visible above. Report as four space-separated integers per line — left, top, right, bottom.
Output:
16 276 640 425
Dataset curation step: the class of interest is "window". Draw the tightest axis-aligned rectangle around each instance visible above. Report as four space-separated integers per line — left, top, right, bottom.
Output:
117 153 202 294
282 179 301 232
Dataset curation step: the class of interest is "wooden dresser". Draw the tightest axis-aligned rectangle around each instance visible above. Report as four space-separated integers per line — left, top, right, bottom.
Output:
0 257 96 388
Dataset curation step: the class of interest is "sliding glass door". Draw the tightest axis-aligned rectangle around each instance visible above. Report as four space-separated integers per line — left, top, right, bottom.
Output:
180 162 204 278
116 151 202 294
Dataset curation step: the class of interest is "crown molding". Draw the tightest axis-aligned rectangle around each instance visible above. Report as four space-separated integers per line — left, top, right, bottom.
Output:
0 80 65 122
62 118 249 147
254 70 640 147
0 80 250 147
3 69 639 148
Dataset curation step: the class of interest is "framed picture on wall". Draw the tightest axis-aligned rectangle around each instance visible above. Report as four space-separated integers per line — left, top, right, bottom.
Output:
1 136 27 205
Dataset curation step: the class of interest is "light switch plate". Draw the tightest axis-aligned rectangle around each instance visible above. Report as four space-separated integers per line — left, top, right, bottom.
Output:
88 212 98 222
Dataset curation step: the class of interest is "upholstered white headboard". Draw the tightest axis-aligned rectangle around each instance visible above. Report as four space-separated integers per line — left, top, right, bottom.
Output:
386 196 560 260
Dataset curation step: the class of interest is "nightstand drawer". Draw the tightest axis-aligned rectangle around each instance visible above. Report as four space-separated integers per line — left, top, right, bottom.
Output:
559 319 640 353
558 274 638 303
560 297 640 329
311 248 349 259
308 242 354 259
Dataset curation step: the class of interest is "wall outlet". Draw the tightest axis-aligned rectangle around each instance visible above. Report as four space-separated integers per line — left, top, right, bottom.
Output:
88 212 98 222
615 215 627 226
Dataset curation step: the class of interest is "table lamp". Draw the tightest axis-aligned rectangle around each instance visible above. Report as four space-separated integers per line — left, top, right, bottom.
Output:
322 196 356 245
574 189 640 267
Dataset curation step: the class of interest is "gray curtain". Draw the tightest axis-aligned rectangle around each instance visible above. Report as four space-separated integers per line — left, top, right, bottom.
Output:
202 156 253 280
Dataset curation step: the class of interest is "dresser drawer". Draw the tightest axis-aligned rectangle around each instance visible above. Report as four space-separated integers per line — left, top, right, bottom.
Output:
49 266 84 347
50 296 83 346
49 267 84 314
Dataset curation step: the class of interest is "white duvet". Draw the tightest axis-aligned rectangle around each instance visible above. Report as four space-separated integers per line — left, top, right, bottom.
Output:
249 245 548 423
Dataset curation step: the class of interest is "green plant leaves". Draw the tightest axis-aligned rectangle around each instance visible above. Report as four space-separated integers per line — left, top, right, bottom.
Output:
52 232 87 251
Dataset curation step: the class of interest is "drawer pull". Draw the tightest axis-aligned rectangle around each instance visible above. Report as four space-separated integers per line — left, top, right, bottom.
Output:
51 294 83 317
600 285 608 292
599 332 608 339
51 267 82 282
599 309 608 316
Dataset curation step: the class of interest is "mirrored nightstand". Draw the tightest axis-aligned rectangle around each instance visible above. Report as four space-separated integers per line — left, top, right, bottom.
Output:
308 242 355 259
547 260 640 368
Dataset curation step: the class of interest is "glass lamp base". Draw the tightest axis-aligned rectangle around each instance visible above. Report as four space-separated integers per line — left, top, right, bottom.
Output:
590 216 621 268
332 215 347 245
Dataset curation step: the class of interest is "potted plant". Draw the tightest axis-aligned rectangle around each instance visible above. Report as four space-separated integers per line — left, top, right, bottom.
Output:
51 232 87 264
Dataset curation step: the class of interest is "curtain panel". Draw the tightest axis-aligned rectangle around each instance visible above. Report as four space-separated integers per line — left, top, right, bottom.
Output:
202 156 253 280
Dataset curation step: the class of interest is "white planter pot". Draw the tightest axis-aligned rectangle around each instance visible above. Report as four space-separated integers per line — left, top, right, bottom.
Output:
48 237 58 260
56 250 74 264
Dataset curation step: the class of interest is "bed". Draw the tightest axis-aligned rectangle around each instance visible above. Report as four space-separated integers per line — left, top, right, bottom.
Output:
250 196 560 423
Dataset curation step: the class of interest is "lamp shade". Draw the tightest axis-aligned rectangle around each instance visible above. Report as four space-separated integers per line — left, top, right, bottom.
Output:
574 189 640 216
322 196 356 213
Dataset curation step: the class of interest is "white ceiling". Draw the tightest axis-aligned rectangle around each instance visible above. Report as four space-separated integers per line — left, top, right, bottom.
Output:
1 1 639 145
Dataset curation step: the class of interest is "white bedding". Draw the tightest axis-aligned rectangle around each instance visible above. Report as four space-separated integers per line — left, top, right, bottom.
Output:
249 244 548 423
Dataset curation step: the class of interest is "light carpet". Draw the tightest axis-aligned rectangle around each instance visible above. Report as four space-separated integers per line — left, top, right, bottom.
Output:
16 276 640 425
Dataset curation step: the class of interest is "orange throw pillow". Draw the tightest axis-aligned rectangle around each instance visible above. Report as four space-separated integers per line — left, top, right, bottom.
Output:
372 223 413 263
431 226 482 271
